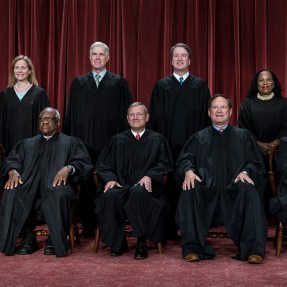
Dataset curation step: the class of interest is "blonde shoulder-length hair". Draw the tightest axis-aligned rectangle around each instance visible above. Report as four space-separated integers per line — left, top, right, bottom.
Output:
8 55 39 87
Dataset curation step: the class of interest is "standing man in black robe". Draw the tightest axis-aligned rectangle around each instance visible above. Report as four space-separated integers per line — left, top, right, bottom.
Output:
176 95 267 264
0 107 93 257
149 43 211 238
64 41 132 237
95 102 173 259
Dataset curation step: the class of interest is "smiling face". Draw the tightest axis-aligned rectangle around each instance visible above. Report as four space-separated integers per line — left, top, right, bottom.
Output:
171 47 191 75
39 108 60 136
127 105 149 133
89 46 109 73
208 96 232 128
14 59 31 83
257 71 274 96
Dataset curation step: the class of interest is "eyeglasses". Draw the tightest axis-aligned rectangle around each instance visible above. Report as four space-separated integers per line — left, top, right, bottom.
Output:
38 116 58 123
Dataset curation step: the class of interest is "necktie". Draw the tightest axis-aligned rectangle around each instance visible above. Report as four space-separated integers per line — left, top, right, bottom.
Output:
220 129 224 134
95 74 100 87
136 133 140 140
179 77 183 85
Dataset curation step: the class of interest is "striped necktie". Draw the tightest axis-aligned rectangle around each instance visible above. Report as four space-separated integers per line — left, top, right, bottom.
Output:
179 77 183 85
95 74 100 87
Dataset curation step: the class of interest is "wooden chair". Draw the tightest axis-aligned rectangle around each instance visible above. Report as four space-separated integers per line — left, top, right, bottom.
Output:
268 146 285 256
93 172 166 254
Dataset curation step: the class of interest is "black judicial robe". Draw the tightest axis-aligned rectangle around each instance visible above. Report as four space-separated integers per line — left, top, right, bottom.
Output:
0 133 93 256
0 86 50 155
270 137 287 224
149 74 210 161
64 71 132 163
175 125 267 260
96 129 173 193
238 96 287 142
95 129 174 249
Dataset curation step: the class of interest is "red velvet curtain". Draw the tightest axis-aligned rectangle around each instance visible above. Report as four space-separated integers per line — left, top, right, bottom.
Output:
1 0 287 125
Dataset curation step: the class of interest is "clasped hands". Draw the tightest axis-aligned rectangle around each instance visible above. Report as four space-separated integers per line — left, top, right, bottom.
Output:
182 169 254 190
257 139 279 156
104 176 152 193
5 166 72 189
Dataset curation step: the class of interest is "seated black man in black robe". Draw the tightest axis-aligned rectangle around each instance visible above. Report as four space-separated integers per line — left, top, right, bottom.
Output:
0 107 93 257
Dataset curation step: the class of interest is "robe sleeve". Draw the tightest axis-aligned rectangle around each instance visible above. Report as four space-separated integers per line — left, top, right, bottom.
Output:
66 137 93 183
63 77 79 136
144 135 174 184
269 137 287 224
95 138 119 184
0 91 4 147
149 82 166 135
115 78 133 133
238 99 258 140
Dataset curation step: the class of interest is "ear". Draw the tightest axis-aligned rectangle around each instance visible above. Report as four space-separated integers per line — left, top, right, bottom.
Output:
146 113 150 122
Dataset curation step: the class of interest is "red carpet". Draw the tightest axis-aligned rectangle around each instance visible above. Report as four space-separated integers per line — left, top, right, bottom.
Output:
0 227 285 287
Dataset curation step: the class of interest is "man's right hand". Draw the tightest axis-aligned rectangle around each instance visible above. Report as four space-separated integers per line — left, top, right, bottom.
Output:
104 181 123 193
5 169 23 189
182 170 202 190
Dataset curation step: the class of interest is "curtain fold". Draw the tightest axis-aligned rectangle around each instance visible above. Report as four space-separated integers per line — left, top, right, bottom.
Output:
0 0 286 126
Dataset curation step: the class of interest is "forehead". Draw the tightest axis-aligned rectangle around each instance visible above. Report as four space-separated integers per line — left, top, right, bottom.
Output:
173 47 188 55
210 97 229 107
128 105 145 114
258 71 272 79
91 46 106 54
40 110 55 117
15 60 28 67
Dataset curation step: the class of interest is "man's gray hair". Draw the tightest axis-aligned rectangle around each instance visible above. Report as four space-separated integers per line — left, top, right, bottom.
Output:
89 41 109 56
127 102 148 114
40 107 60 120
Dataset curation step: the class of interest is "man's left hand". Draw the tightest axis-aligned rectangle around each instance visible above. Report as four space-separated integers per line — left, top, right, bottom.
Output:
234 171 254 185
53 166 72 187
137 176 152 192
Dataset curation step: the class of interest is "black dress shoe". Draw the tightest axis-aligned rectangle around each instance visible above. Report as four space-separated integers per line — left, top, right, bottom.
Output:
134 242 148 259
44 236 55 255
17 236 38 255
110 237 129 256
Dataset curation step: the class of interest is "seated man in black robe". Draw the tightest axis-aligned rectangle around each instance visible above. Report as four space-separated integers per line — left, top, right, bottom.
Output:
95 102 173 259
0 107 93 257
270 137 287 225
175 94 267 264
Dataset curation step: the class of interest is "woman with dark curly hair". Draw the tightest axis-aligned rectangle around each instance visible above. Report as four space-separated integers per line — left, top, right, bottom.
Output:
238 69 287 214
238 69 287 155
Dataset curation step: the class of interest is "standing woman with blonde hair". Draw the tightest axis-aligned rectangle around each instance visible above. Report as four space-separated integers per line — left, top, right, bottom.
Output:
0 55 50 154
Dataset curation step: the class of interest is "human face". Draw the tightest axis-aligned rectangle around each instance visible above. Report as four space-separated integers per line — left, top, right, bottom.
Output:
39 109 60 136
127 105 149 132
208 97 232 128
171 47 191 75
89 46 109 73
14 60 30 82
257 71 274 96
